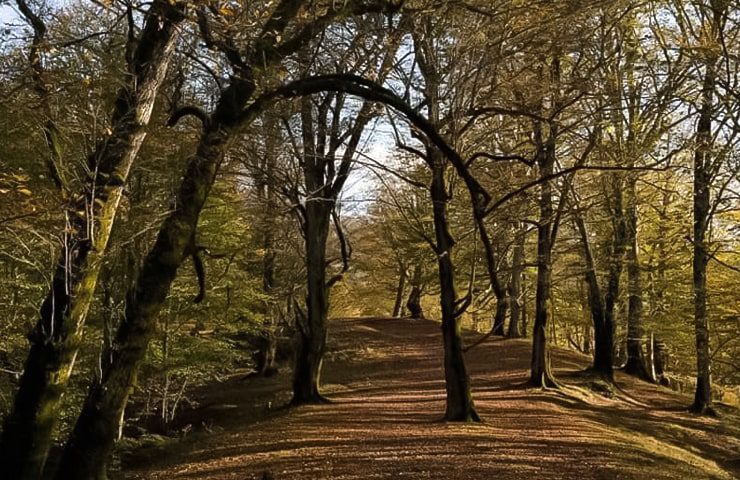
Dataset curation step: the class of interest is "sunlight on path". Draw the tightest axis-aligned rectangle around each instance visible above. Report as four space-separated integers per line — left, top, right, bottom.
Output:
122 318 740 480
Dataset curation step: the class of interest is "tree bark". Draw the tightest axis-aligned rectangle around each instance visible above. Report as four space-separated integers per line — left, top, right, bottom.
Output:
573 209 609 377
474 207 508 337
507 225 526 338
492 294 508 336
54 72 256 479
53 3 405 476
292 195 331 404
575 199 622 383
623 174 651 380
254 114 279 376
406 264 424 319
392 262 407 317
690 40 717 415
0 4 184 478
291 28 403 404
529 119 558 388
430 155 479 422
593 175 627 381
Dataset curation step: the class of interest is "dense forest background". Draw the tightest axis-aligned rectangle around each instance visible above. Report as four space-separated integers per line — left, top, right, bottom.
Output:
0 0 738 478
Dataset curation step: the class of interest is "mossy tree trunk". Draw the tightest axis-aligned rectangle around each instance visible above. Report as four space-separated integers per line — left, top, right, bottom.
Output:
54 0 354 472
0 3 184 478
54 74 256 479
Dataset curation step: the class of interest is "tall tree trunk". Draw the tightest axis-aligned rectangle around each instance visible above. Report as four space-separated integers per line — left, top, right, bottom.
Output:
573 209 607 366
529 120 558 388
406 264 424 319
623 175 651 380
690 42 717 415
411 23 478 419
392 261 407 317
430 155 479 422
592 175 627 381
54 73 256 479
290 88 338 405
0 4 184 478
291 28 402 403
492 293 508 336
254 115 279 376
474 211 508 337
292 200 332 404
507 225 526 338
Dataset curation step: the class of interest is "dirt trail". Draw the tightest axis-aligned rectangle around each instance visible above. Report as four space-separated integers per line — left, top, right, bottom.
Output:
120 317 740 480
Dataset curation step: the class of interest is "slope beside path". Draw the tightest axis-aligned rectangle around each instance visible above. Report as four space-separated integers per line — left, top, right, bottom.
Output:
120 317 740 480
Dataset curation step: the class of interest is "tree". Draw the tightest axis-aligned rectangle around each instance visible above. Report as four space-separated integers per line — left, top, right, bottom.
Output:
685 0 728 415
0 3 186 477
55 2 403 477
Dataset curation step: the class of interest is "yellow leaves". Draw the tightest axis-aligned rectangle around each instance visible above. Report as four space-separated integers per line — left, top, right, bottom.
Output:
10 173 30 183
0 172 32 197
218 6 236 17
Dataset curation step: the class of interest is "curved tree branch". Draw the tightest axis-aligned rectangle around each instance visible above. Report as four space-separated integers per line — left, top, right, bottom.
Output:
167 105 211 129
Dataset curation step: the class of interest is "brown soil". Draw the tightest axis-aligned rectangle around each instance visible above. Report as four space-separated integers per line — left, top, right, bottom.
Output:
119 317 740 480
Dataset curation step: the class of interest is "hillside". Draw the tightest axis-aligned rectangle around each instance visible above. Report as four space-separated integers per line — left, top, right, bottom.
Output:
119 317 740 480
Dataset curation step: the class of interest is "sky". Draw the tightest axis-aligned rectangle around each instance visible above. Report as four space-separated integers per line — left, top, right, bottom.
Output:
1 3 16 23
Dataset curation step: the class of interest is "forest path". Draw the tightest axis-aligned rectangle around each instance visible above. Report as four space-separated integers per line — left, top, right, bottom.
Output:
121 317 740 480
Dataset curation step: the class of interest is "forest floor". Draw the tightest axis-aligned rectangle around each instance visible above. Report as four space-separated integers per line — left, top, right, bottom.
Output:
118 317 740 480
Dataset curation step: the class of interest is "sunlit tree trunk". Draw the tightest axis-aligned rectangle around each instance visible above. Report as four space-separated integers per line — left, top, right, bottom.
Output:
507 225 526 338
623 174 651 380
690 36 717 415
